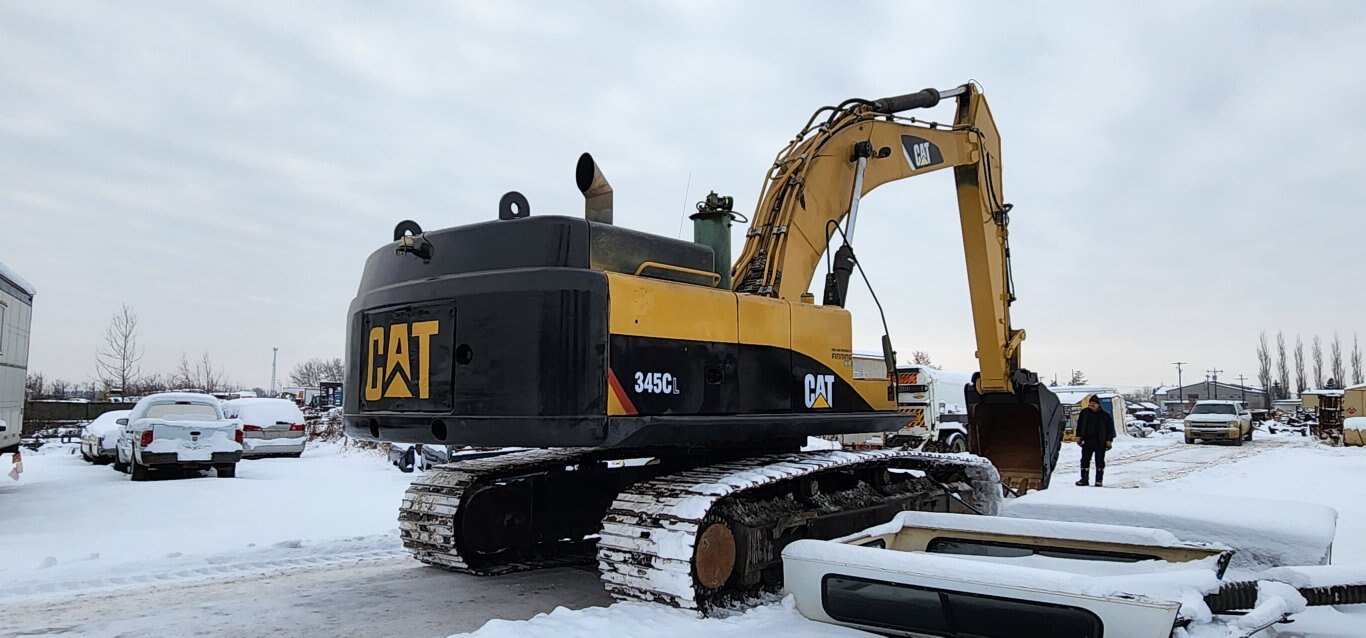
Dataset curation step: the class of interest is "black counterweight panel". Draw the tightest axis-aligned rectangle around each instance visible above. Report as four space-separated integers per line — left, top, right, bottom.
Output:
608 335 738 415
346 268 610 428
608 336 877 416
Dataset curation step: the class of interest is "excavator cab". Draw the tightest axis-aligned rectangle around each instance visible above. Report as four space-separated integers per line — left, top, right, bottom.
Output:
965 372 1066 491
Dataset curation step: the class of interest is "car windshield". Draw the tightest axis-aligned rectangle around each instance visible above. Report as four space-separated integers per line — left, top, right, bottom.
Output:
145 402 219 420
1190 404 1236 415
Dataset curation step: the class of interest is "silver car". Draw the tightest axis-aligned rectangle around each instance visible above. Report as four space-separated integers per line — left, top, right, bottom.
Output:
80 410 132 464
223 398 308 458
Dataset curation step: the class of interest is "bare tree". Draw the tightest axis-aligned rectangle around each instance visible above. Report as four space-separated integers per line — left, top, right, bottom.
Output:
1353 334 1363 386
1294 334 1306 394
202 352 229 394
1122 387 1155 403
1256 331 1273 409
25 371 45 399
94 304 143 391
1275 331 1290 400
1312 335 1324 389
127 373 167 396
173 351 230 393
1069 370 1087 385
175 353 198 390
910 351 934 367
49 378 71 398
289 357 344 386
1331 333 1345 389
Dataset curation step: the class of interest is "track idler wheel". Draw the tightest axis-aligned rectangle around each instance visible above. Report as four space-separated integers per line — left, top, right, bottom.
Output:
459 481 533 556
693 522 737 590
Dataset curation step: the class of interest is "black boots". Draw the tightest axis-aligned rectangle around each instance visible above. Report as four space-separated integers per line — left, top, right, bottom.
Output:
1077 470 1104 487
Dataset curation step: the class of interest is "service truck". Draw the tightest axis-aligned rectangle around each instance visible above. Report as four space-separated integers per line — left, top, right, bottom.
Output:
887 365 973 452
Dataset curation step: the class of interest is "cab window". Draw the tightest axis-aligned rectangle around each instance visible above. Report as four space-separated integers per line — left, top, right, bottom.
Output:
823 574 1102 637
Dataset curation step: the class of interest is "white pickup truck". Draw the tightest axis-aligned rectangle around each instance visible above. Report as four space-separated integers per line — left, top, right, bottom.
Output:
114 392 244 480
1183 400 1253 445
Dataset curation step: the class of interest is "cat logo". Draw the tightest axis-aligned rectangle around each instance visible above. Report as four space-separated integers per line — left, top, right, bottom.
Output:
900 135 944 171
804 373 834 409
365 320 441 401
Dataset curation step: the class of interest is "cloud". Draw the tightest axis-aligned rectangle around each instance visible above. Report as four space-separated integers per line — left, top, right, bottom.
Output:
2 1 1363 392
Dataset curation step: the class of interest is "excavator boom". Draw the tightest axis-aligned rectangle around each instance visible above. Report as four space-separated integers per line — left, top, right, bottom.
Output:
732 84 1064 488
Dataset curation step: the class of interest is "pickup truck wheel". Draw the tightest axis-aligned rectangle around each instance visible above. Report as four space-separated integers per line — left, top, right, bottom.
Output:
1184 436 1194 444
945 434 968 454
113 458 128 473
130 457 150 481
217 463 237 478
1233 434 1244 447
1245 427 1253 441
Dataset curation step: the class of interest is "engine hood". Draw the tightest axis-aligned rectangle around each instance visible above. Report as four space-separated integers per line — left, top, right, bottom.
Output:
1185 415 1238 424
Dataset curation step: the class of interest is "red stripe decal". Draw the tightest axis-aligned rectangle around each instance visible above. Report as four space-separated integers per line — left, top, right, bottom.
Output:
607 369 638 415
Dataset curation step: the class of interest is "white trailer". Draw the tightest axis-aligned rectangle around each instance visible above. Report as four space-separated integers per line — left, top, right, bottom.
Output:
0 261 36 456
888 366 973 452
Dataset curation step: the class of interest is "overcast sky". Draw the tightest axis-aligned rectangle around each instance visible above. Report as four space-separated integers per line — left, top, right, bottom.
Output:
3 1 1364 392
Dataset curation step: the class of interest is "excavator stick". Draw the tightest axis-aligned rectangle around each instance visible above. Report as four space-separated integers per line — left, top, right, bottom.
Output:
965 375 1066 492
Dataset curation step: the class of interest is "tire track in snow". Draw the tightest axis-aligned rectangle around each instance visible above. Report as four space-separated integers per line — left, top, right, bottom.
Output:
1111 438 1294 487
0 540 410 602
1053 436 1297 489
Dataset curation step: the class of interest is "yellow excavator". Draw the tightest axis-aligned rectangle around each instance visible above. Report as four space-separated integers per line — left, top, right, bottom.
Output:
344 82 1064 613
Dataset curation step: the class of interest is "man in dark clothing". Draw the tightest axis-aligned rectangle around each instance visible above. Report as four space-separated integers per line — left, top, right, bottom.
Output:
1075 396 1116 487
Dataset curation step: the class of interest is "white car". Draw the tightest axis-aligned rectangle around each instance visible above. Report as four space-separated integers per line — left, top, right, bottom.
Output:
114 392 244 480
1184 400 1253 445
79 410 131 464
223 398 307 458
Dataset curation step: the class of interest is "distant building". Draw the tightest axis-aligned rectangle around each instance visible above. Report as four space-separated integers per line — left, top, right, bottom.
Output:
1 261 36 454
1155 380 1267 413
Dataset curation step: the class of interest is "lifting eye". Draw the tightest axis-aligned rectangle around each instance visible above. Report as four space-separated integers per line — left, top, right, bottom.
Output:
499 191 531 220
393 220 434 263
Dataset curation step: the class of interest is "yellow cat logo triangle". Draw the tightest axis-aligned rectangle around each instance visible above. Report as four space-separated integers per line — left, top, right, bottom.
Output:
804 373 835 409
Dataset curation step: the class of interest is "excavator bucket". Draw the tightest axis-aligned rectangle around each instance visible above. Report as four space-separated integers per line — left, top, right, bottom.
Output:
965 377 1066 492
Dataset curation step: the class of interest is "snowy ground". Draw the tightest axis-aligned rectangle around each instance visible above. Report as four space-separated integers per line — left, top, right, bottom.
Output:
2 431 1364 637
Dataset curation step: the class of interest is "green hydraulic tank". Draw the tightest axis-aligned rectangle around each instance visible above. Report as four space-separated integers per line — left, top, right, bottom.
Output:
690 191 737 289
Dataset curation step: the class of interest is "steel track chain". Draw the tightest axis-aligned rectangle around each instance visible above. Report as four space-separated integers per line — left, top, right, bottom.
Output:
595 449 1000 612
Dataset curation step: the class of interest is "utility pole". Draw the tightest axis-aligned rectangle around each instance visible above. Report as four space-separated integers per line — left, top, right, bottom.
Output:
1172 361 1187 414
1207 367 1223 400
270 347 279 397
1236 373 1248 404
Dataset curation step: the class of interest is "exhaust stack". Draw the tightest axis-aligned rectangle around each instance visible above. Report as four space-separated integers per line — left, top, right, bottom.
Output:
576 153 613 224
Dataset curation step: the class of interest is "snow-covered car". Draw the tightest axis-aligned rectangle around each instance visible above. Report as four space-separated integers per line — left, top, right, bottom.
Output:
784 507 1357 637
222 398 307 458
79 409 131 464
784 512 1211 638
1125 417 1152 437
114 392 243 480
1183 400 1252 445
